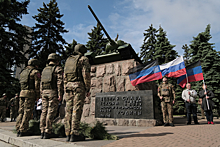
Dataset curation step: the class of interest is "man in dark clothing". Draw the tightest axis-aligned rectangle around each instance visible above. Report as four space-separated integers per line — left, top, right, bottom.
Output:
199 84 215 124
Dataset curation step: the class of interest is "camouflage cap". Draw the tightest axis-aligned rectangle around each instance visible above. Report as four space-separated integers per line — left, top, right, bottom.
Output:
48 53 60 61
28 59 39 66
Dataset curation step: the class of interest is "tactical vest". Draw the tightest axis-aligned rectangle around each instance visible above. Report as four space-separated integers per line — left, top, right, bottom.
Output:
20 68 35 90
0 98 6 106
159 83 173 102
41 65 57 90
64 55 83 82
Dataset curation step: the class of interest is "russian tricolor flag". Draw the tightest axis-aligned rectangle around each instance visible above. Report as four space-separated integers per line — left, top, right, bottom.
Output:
129 60 162 86
159 56 186 78
177 61 204 88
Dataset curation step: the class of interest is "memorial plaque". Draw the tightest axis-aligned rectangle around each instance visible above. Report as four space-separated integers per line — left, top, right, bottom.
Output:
95 90 154 119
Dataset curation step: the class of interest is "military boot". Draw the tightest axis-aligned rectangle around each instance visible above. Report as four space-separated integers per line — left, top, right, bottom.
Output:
70 134 85 142
41 132 44 139
17 131 20 137
66 135 71 142
44 133 51 139
20 131 30 137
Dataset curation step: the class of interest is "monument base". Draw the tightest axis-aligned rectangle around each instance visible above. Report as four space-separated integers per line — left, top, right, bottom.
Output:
95 118 163 127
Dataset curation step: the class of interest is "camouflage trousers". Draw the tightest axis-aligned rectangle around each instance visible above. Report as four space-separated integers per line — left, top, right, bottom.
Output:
161 101 173 123
0 106 6 121
64 87 85 136
16 97 35 132
40 90 59 134
10 107 18 120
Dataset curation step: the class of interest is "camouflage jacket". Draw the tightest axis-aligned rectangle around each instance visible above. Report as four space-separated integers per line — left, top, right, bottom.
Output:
40 64 64 97
158 83 175 102
64 55 91 93
0 97 8 107
9 97 19 107
20 66 41 99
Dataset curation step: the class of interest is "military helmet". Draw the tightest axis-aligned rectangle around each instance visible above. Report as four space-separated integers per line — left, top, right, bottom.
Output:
48 53 60 61
74 44 87 54
28 59 39 66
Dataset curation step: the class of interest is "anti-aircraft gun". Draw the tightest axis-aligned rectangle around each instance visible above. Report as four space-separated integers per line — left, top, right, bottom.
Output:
87 5 141 64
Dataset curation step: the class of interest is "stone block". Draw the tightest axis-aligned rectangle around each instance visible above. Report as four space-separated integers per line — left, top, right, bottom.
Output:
91 79 96 87
90 97 96 115
102 119 117 126
83 104 90 117
91 87 102 97
91 66 96 73
129 120 137 126
91 72 96 78
121 59 134 76
84 96 91 104
114 62 121 76
125 76 136 91
96 65 106 77
103 75 116 92
106 64 114 74
96 78 103 89
116 77 125 92
117 119 129 126
137 119 148 127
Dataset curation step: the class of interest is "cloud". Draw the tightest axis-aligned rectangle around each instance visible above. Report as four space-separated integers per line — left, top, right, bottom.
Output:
64 24 93 44
107 0 220 54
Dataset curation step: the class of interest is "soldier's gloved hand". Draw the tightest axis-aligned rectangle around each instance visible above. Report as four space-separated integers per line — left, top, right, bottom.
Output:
160 96 163 100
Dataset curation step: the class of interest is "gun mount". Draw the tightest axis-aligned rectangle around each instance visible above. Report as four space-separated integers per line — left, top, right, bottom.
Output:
86 5 142 65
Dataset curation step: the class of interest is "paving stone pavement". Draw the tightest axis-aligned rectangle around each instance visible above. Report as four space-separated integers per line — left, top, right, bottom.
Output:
103 117 220 147
0 116 220 147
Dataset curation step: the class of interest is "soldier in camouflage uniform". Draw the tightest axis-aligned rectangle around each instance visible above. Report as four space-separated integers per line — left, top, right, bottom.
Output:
0 93 8 122
158 76 175 127
40 53 64 139
64 44 91 142
16 59 41 137
9 93 19 122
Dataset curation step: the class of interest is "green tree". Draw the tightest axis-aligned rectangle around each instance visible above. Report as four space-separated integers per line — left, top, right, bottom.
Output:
29 0 68 70
182 44 190 66
86 23 108 55
154 26 178 65
189 24 220 112
140 24 158 63
0 0 30 95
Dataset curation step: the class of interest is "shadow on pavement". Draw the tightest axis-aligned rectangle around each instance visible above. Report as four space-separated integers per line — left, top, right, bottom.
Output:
128 132 173 138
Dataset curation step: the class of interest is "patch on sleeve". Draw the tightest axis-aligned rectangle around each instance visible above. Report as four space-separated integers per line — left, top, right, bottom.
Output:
37 73 41 78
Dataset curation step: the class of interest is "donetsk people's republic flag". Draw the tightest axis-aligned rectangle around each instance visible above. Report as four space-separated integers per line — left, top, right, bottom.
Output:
159 56 186 78
177 61 204 88
129 60 162 86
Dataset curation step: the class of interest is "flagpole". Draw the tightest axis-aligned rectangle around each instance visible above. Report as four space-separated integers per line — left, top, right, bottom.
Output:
203 80 210 110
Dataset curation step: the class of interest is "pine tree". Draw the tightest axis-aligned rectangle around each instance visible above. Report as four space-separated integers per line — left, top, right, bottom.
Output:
140 24 158 63
189 24 220 112
182 44 190 66
154 26 177 65
86 23 108 55
0 0 30 95
29 0 68 70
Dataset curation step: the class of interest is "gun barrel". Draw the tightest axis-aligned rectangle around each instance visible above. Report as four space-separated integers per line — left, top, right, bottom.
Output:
88 5 114 44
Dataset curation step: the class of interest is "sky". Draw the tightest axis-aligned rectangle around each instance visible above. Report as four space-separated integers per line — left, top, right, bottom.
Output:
20 0 220 56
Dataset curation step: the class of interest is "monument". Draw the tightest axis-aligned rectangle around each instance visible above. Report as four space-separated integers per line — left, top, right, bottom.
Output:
78 6 162 127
